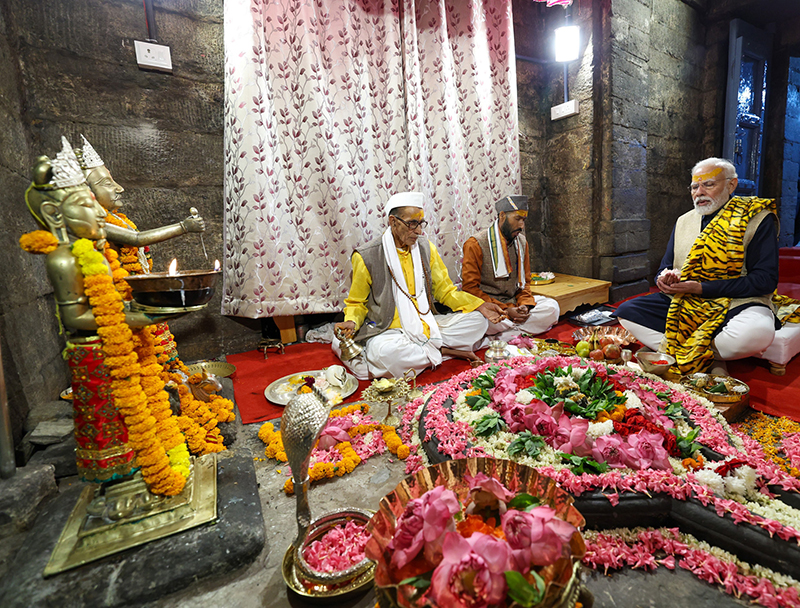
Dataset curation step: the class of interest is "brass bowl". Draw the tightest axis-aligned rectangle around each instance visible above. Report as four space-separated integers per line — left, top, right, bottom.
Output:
635 351 676 375
283 508 376 601
124 270 221 308
186 361 236 378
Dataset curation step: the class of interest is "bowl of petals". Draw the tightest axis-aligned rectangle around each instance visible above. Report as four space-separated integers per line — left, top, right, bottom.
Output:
284 508 375 601
635 351 675 375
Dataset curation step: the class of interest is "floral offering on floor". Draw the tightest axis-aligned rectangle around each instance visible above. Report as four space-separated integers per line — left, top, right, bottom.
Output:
258 403 411 493
366 458 587 608
388 355 800 606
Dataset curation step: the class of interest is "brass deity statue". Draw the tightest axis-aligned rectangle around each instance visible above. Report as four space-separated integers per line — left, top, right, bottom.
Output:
75 134 205 269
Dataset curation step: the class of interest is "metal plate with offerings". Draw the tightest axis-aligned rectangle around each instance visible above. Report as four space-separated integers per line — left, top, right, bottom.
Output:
264 368 358 406
680 373 750 405
509 336 576 358
530 271 556 285
572 325 636 349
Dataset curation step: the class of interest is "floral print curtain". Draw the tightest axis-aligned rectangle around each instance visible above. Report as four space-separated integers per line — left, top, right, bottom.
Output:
223 0 519 318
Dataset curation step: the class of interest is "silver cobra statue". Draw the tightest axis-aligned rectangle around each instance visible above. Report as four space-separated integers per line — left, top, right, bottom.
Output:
281 380 330 551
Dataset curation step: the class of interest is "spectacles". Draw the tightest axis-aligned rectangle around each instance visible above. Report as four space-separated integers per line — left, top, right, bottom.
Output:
393 216 428 231
689 178 729 193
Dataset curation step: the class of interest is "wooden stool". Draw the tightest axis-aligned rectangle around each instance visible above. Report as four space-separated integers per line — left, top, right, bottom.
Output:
529 273 611 315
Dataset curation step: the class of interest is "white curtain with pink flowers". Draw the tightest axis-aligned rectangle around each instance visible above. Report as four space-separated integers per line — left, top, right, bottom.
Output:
223 0 519 318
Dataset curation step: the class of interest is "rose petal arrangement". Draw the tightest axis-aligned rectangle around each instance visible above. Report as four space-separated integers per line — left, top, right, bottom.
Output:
366 458 586 608
388 355 800 605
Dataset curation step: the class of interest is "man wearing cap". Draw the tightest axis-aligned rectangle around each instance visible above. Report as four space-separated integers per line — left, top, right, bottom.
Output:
461 195 560 342
333 192 506 380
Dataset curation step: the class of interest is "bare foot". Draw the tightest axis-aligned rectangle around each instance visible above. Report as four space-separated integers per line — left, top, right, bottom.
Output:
442 347 482 367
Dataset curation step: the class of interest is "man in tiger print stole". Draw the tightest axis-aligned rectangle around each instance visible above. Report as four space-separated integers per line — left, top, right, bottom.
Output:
615 157 779 375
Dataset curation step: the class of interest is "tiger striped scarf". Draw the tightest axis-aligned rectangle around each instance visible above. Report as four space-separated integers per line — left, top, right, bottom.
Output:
664 196 776 374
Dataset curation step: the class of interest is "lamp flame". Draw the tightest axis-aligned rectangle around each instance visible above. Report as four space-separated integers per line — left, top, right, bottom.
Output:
168 259 178 276
214 259 221 272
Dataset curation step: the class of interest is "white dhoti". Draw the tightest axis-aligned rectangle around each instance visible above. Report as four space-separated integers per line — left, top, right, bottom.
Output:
332 311 488 380
481 295 560 347
619 305 776 360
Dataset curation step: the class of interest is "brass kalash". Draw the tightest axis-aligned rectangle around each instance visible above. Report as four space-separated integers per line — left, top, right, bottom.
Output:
23 137 221 576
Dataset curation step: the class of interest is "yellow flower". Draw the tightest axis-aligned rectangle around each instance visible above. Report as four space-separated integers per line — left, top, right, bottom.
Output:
19 230 58 254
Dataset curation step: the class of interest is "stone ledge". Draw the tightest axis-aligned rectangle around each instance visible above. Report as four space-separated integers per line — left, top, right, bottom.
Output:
0 447 266 608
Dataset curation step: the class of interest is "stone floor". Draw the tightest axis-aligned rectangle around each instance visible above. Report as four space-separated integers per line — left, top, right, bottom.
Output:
1 386 758 608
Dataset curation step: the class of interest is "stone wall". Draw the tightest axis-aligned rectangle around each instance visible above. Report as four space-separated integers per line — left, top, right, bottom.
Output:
0 0 257 448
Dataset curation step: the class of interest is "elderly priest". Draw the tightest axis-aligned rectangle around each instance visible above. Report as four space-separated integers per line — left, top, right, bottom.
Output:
461 195 560 343
333 192 505 380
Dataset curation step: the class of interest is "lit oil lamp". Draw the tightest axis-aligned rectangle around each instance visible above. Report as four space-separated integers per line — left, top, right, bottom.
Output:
124 258 222 309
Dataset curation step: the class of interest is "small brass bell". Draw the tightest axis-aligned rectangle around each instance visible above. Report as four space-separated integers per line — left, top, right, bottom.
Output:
335 327 363 361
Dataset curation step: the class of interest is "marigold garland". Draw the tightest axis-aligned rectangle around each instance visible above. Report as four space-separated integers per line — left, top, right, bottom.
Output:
283 441 361 494
72 238 187 496
19 230 58 254
104 212 150 276
176 384 226 455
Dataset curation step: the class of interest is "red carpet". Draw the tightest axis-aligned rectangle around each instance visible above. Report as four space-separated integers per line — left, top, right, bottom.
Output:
228 343 494 424
229 321 800 424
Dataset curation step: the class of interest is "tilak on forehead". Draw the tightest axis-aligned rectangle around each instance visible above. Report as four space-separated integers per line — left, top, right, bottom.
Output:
692 167 724 182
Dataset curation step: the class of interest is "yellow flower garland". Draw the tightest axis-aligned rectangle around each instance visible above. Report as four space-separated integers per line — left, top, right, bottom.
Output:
19 230 58 254
104 212 151 275
176 384 226 455
72 238 188 496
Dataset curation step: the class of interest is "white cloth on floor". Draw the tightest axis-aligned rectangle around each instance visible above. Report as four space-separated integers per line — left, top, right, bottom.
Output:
304 322 335 343
619 305 776 360
481 295 560 347
332 311 488 380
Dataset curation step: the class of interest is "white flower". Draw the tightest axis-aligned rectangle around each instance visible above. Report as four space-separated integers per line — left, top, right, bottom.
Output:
516 389 535 405
724 476 748 497
623 390 642 410
553 375 578 390
570 366 591 381
587 420 614 439
694 469 725 496
735 465 757 490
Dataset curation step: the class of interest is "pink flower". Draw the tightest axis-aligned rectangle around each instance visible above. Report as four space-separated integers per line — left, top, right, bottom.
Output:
501 506 577 572
429 532 511 608
592 435 628 468
522 400 562 437
502 402 529 433
317 424 352 450
388 486 460 570
548 415 592 457
464 472 515 515
621 431 671 470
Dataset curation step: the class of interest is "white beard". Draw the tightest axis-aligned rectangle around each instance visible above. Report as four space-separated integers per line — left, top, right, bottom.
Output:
693 193 729 216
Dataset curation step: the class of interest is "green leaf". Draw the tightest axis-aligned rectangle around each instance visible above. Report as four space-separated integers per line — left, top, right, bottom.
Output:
504 570 545 607
706 382 728 394
508 431 546 458
558 452 609 474
466 394 490 410
398 574 432 590
474 412 507 437
507 492 541 511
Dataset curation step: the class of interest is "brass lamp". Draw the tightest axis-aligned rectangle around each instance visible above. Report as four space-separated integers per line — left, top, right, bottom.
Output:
335 327 363 361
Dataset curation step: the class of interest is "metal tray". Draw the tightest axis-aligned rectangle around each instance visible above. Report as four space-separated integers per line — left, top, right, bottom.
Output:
264 369 358 406
680 374 750 404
